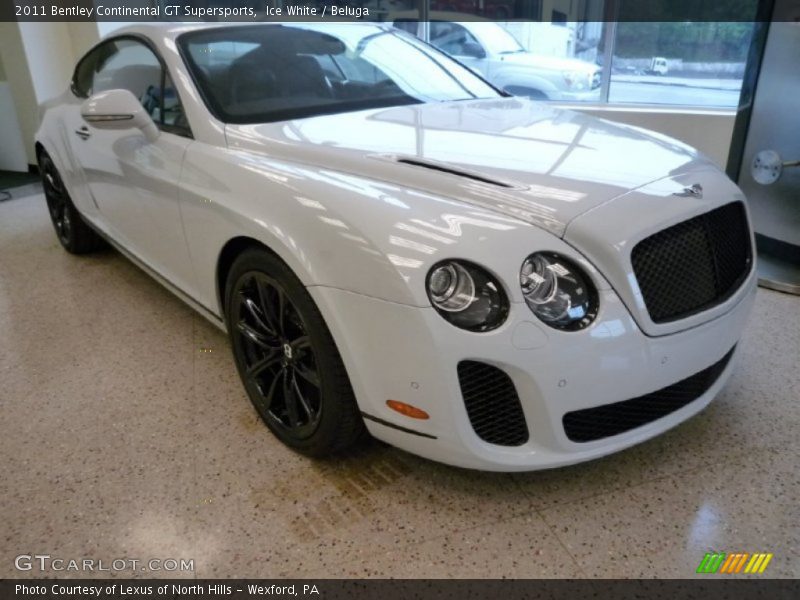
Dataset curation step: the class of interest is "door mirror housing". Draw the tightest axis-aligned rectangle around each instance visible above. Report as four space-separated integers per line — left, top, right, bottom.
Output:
81 89 159 143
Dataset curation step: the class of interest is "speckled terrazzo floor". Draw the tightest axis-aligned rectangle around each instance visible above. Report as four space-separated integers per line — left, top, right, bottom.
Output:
1 193 798 579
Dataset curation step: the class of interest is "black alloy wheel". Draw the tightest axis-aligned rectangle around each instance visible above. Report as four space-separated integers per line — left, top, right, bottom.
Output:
225 248 364 456
232 272 323 438
41 154 72 246
38 151 103 254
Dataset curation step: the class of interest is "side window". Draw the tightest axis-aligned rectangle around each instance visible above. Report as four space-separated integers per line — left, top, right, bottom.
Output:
429 22 481 57
72 39 190 136
161 73 188 129
93 40 162 120
329 53 389 86
72 52 97 98
72 42 116 98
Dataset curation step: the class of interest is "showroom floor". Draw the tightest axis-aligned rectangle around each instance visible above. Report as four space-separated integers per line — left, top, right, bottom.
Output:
1 192 798 579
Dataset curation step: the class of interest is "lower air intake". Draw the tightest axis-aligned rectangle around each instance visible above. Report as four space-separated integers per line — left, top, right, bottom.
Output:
563 346 736 443
457 361 529 446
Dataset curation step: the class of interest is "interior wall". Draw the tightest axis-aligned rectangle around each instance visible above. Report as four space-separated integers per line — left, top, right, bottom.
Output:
572 106 736 169
0 23 41 167
0 22 101 170
18 22 78 106
68 22 104 57
0 51 28 173
0 82 28 173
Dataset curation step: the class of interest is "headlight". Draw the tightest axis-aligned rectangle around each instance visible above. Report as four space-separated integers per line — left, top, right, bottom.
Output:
426 260 508 332
562 70 587 90
520 252 598 330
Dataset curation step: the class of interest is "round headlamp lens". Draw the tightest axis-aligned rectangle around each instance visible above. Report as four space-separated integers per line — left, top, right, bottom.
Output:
520 253 598 330
520 253 557 303
428 263 475 311
427 260 508 332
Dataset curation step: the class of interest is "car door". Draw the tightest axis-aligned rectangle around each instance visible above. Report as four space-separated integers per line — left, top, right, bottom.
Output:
67 37 197 297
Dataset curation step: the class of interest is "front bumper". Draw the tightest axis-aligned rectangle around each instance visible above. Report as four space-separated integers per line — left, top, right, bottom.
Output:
550 87 602 102
310 271 756 472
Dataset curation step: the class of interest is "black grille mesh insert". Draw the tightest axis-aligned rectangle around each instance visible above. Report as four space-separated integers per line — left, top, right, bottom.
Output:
563 346 735 443
631 202 751 323
457 361 529 446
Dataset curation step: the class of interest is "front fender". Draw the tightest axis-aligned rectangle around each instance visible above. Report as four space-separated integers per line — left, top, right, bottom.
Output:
490 67 560 96
178 144 608 316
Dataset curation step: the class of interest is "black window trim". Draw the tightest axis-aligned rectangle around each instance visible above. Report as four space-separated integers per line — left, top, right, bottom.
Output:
71 33 193 140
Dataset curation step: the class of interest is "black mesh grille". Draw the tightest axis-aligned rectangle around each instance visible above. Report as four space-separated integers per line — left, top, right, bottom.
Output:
457 361 529 446
563 346 735 443
631 202 751 323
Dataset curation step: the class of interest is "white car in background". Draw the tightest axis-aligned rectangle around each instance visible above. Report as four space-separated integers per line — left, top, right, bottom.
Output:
392 16 602 100
36 22 755 471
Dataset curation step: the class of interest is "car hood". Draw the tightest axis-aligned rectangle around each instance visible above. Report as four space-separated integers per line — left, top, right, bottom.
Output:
498 51 599 73
225 97 714 236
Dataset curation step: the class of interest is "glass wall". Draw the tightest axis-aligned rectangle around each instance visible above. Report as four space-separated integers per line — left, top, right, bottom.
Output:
607 22 755 107
148 0 759 109
381 0 758 109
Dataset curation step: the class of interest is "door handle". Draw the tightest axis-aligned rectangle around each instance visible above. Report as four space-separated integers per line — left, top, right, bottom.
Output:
75 126 91 141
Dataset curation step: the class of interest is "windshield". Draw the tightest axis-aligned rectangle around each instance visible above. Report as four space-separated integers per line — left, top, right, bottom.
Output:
178 24 500 124
469 23 525 55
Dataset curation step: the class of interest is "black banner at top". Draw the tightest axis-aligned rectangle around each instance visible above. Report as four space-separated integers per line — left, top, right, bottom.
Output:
0 0 792 23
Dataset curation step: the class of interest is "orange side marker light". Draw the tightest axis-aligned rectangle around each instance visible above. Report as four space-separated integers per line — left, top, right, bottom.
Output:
386 400 429 420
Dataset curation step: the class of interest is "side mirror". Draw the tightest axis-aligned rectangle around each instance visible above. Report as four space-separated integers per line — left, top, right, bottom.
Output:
80 89 159 143
461 42 486 59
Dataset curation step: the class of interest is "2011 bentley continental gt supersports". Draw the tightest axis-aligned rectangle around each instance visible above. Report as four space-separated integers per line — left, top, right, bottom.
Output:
36 23 757 471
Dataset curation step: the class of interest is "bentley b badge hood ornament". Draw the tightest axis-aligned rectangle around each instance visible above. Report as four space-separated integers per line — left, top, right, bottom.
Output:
674 183 703 198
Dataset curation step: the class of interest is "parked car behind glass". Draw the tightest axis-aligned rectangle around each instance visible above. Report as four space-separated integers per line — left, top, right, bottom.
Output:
392 16 602 101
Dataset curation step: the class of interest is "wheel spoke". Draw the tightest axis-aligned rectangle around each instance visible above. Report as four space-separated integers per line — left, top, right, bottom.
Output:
241 294 277 336
293 360 320 388
291 373 314 418
255 278 283 337
246 349 281 378
283 370 300 427
237 320 276 350
261 367 283 410
291 336 311 351
276 287 288 336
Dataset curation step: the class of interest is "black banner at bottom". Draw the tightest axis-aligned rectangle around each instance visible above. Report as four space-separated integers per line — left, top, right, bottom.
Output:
2 579 800 600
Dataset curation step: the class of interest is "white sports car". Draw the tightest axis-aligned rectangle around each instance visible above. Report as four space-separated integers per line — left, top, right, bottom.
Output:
36 22 756 471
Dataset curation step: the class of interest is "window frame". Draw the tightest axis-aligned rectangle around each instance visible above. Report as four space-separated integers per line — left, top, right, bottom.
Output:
71 33 193 139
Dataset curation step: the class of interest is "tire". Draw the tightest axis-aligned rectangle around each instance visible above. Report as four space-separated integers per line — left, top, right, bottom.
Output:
224 247 365 457
39 151 104 254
